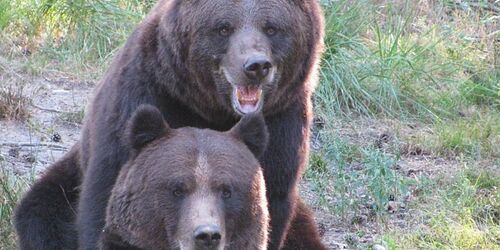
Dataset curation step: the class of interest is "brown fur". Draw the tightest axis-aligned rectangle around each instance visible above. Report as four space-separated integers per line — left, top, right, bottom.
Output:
100 105 269 250
15 0 326 249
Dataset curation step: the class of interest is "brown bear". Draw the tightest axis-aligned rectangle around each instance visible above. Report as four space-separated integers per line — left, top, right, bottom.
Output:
14 0 326 249
99 105 269 250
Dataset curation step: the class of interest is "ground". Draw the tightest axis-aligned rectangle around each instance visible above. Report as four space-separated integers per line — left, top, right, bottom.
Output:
0 74 89 175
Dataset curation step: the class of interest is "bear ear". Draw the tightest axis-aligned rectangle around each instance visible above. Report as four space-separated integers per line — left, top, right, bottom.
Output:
229 113 269 158
126 104 169 150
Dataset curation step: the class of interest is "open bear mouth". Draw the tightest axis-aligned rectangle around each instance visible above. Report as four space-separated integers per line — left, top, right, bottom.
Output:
233 85 263 114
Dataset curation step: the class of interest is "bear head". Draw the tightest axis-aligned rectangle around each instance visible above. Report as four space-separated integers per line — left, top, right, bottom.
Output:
101 105 269 250
157 0 324 116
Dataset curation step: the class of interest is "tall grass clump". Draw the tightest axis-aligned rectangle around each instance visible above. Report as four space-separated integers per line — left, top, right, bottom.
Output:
319 0 433 118
2 0 154 64
316 0 375 117
0 84 31 121
316 0 498 120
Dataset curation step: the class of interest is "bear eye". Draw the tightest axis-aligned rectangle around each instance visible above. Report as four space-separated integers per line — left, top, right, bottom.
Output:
173 188 185 197
218 25 232 37
221 188 232 199
265 26 277 36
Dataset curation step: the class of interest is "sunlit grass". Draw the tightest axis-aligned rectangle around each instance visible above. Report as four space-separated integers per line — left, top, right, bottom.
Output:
386 169 499 249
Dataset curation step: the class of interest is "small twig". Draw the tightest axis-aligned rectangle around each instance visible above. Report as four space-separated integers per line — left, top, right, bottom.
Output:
0 142 68 151
31 103 63 113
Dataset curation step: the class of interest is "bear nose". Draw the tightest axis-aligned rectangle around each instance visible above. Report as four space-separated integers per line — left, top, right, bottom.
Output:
244 56 272 80
193 224 222 248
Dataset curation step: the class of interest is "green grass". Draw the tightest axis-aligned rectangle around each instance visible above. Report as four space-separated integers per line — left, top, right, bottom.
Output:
59 109 86 125
460 74 500 110
0 0 12 29
311 1 498 248
317 0 457 119
407 114 500 159
385 169 499 249
435 116 499 158
317 0 498 121
0 0 152 75
0 169 31 249
307 126 408 217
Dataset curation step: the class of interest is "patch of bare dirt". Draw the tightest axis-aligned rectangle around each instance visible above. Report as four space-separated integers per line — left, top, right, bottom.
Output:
0 72 93 175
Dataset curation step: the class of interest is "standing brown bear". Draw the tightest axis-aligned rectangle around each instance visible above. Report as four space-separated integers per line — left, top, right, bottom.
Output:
100 105 269 250
14 0 326 249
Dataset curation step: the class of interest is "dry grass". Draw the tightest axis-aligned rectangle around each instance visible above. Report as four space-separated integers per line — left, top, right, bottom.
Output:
0 85 30 121
0 59 32 121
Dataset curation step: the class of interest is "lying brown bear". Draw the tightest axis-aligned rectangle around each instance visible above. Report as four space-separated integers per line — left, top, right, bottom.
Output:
99 105 269 250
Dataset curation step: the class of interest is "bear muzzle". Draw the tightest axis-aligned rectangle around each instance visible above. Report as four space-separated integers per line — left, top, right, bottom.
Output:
193 224 222 249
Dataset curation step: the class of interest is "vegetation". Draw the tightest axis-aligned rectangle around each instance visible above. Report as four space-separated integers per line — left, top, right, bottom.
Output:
0 0 498 249
0 168 31 249
0 84 30 121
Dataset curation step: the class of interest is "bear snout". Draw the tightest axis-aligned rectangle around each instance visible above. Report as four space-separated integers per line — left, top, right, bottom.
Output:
193 224 222 249
244 55 273 81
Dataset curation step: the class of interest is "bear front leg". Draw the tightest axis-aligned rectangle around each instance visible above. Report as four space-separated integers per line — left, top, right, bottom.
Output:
78 141 128 250
261 101 310 250
261 101 327 250
282 200 328 250
266 189 297 250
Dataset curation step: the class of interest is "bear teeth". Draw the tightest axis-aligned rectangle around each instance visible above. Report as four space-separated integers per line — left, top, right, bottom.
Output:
235 87 262 109
236 88 262 100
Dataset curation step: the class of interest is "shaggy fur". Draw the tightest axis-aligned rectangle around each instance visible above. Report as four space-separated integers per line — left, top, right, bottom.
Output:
99 105 269 250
